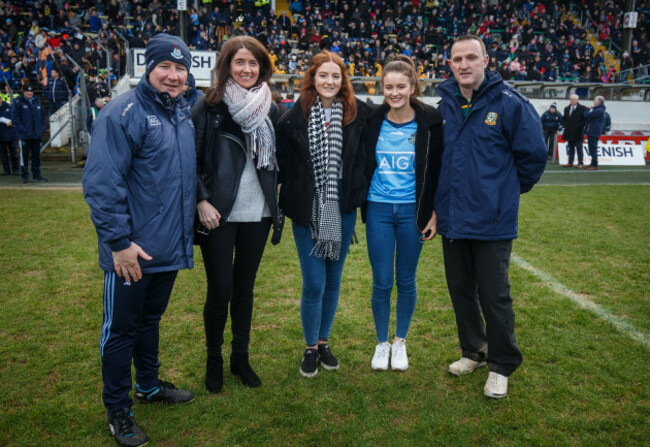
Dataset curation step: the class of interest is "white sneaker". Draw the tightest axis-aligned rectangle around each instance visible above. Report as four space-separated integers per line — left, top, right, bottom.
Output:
371 342 391 370
391 339 408 371
448 357 487 376
484 371 508 398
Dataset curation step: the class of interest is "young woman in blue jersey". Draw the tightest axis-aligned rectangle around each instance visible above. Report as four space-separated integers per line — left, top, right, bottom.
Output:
364 55 444 371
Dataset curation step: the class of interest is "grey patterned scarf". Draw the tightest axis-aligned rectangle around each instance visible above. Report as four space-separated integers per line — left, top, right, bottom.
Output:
223 78 277 170
307 96 344 260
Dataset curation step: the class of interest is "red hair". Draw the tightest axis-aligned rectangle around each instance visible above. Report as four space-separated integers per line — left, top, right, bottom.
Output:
299 51 357 126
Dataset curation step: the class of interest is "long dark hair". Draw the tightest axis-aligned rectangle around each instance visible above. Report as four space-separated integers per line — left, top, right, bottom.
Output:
299 51 357 126
204 36 273 105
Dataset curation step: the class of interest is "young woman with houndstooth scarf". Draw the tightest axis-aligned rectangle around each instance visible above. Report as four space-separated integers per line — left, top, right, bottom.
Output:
276 51 371 379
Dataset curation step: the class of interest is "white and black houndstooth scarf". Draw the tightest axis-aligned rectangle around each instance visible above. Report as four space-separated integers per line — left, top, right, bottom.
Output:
223 78 277 170
307 96 344 260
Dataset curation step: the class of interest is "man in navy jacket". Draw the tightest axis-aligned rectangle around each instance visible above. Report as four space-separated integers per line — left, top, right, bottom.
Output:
0 94 18 175
583 96 606 170
46 68 69 114
11 84 46 183
434 35 546 399
83 34 197 447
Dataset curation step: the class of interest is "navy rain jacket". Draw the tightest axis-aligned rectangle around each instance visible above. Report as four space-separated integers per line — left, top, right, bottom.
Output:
0 101 16 141
11 95 46 140
541 109 563 132
83 77 197 273
434 71 547 241
584 103 606 137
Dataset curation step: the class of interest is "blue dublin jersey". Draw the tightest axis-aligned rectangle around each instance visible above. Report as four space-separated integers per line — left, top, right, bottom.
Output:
367 117 417 203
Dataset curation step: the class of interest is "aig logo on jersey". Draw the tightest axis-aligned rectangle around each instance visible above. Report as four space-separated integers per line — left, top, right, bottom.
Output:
485 112 498 126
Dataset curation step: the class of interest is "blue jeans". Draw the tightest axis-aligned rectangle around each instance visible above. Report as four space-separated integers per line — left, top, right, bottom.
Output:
366 201 423 343
293 211 357 346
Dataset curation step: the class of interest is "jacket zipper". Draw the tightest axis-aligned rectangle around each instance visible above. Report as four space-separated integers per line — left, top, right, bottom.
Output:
220 132 247 219
415 129 431 233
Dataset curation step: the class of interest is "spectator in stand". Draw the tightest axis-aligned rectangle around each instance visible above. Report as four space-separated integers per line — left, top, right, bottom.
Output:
583 96 607 171
89 9 103 33
541 103 562 160
46 67 68 114
11 84 46 183
0 93 19 176
562 94 587 168
87 93 111 133
182 73 202 108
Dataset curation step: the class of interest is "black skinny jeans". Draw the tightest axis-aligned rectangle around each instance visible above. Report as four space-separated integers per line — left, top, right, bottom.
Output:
201 218 271 355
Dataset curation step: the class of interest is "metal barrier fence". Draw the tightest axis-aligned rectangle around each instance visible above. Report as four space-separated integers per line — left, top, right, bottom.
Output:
270 75 650 102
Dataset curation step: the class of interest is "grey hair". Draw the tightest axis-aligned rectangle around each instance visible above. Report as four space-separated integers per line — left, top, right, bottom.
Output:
570 94 579 100
595 95 605 105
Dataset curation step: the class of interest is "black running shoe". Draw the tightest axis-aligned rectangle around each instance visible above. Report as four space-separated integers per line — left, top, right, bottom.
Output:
134 380 194 404
108 408 149 447
317 343 339 370
300 348 319 378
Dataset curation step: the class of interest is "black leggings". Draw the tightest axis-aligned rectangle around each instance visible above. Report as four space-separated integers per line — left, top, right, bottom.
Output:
201 218 271 354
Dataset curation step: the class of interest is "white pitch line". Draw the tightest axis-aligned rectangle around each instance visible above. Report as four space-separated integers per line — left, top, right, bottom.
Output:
536 183 650 187
511 253 650 350
543 169 650 174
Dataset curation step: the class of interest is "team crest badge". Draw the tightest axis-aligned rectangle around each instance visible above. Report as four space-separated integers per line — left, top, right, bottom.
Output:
409 133 416 145
171 46 183 59
485 112 497 126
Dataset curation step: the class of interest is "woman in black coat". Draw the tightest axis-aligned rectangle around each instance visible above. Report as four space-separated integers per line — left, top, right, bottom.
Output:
192 36 282 393
276 50 370 378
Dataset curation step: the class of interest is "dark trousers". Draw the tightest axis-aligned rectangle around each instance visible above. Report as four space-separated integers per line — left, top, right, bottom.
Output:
201 218 271 356
20 139 42 180
544 130 556 158
0 140 19 174
587 135 599 167
441 238 522 377
101 270 177 414
567 139 584 165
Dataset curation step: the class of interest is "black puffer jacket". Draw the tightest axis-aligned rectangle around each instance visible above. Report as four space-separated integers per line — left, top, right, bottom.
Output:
192 96 282 229
364 101 444 231
276 98 370 227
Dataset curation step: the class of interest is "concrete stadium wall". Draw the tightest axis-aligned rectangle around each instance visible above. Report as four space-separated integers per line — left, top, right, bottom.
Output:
358 95 650 132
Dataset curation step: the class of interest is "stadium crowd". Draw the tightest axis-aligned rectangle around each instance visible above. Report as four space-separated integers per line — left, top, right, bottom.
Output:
0 0 649 106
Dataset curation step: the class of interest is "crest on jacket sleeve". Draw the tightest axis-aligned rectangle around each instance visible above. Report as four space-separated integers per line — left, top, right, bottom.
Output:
485 112 497 126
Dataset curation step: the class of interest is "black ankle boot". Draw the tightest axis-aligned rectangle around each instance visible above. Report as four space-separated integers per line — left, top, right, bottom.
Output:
205 354 223 393
230 353 261 388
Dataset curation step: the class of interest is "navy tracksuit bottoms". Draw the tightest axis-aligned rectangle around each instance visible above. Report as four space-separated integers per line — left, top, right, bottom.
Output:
100 270 177 415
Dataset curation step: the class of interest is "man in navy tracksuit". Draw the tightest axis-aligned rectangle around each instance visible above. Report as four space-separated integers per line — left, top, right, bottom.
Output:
434 35 547 399
583 96 607 171
11 85 47 183
83 34 197 447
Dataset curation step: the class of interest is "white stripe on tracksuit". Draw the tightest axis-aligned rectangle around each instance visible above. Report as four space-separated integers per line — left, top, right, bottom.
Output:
100 272 115 356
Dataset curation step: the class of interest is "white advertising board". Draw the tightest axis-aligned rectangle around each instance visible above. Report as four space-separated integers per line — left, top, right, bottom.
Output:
557 141 646 166
132 48 217 81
